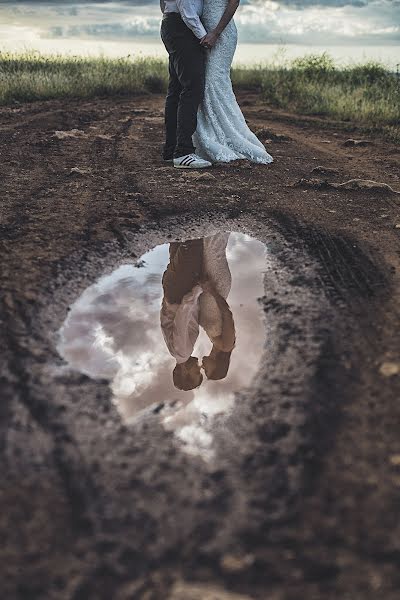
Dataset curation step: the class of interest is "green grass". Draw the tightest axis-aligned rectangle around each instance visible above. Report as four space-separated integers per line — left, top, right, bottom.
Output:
1 50 399 141
234 53 400 142
0 51 168 103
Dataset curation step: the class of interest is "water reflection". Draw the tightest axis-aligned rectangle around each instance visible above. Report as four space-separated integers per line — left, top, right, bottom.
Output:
161 234 235 392
57 232 267 459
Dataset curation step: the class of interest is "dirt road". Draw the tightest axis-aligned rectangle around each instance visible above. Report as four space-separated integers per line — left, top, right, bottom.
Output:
1 92 400 599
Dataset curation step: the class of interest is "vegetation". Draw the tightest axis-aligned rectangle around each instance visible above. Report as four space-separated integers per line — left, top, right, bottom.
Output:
235 53 400 142
0 52 168 103
1 50 399 141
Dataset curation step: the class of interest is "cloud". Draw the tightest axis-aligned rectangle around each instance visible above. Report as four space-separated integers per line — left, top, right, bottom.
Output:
1 0 399 45
3 1 155 4
273 0 368 6
48 19 161 38
236 0 400 43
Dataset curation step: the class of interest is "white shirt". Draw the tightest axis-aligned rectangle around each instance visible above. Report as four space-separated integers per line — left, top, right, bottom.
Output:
164 0 207 40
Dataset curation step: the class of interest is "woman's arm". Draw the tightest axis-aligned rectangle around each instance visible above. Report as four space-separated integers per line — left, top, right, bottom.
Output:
160 0 165 13
200 0 240 48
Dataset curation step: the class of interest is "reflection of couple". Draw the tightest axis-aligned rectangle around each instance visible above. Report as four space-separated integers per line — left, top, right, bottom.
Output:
160 233 236 391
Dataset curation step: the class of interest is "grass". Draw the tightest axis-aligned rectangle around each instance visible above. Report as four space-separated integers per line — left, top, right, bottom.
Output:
1 50 399 141
0 51 168 103
235 53 400 142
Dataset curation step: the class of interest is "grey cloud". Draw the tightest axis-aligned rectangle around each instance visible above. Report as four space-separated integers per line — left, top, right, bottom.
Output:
48 22 160 38
2 0 399 46
1 1 156 6
3 0 393 8
274 1 368 6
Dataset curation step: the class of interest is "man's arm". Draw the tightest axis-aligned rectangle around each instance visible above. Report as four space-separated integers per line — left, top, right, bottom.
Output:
160 0 166 13
176 0 207 40
201 0 240 48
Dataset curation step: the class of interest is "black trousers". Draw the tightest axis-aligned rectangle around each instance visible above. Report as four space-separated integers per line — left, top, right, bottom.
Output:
161 13 205 159
162 239 203 304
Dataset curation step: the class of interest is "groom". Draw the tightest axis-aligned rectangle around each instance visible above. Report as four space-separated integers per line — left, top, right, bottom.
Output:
160 0 212 169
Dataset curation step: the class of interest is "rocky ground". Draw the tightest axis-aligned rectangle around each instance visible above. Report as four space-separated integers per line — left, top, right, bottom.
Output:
1 91 400 599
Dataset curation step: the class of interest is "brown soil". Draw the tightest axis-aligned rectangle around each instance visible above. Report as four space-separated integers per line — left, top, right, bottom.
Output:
1 91 400 600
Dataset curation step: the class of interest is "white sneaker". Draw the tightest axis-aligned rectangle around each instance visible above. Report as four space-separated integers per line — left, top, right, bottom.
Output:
173 154 212 169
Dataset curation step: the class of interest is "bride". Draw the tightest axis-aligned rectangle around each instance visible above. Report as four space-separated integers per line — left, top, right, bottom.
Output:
160 0 272 168
195 0 273 164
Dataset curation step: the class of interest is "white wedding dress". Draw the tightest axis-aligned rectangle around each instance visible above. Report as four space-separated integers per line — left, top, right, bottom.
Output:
193 0 273 164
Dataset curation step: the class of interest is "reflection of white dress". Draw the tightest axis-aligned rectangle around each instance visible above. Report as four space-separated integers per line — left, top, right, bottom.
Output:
198 232 231 337
193 0 273 164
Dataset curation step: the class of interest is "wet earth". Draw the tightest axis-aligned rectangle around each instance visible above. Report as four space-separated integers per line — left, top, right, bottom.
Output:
1 92 400 599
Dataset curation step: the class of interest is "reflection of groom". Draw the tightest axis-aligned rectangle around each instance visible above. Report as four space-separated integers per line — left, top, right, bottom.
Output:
160 237 236 391
160 0 212 169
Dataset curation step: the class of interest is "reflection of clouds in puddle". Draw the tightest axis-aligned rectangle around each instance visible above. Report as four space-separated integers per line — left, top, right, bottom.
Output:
57 232 267 460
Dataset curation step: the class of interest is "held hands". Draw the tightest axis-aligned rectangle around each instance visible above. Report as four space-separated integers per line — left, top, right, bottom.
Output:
200 30 219 49
200 278 215 293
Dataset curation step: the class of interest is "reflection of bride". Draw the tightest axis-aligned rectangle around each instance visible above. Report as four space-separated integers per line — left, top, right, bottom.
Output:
160 233 236 391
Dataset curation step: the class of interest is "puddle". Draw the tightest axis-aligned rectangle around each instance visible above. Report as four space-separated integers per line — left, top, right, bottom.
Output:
57 232 268 460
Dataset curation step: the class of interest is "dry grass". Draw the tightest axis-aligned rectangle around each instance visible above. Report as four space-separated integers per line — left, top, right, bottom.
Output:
1 51 399 141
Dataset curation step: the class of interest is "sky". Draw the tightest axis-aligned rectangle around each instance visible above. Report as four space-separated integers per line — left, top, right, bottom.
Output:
0 0 399 46
0 0 400 45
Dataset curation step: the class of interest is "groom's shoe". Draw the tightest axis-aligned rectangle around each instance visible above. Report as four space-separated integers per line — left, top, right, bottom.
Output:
173 154 212 169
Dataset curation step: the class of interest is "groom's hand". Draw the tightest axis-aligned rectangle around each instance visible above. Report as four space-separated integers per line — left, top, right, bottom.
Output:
200 30 219 49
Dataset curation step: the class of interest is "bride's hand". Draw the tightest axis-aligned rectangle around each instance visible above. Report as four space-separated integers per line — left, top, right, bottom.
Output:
200 30 219 49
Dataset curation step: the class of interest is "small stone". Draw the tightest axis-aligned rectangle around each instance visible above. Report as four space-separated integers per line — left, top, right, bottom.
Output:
336 179 399 194
379 362 400 377
4 292 15 309
69 167 92 176
181 172 216 181
96 134 113 140
54 129 86 139
169 581 254 600
220 553 255 573
293 177 330 190
389 454 400 466
256 128 291 142
311 165 339 176
395 224 400 229
343 139 373 147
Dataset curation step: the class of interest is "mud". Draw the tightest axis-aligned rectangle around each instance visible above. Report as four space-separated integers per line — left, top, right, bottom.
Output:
1 92 400 599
